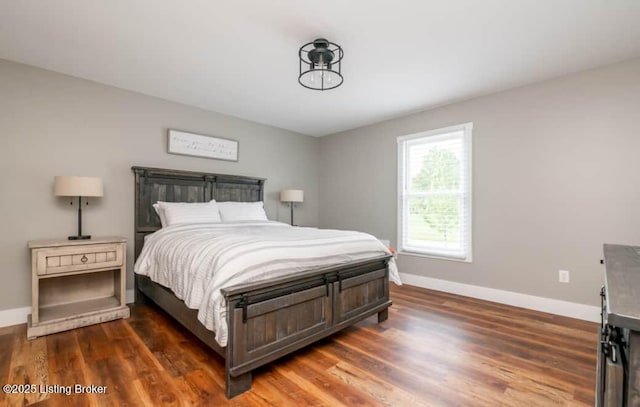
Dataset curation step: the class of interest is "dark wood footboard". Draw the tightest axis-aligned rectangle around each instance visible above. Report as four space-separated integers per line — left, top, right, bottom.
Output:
221 255 391 397
135 255 392 398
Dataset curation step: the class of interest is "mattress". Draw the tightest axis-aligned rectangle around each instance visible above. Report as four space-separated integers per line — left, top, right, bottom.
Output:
134 221 400 346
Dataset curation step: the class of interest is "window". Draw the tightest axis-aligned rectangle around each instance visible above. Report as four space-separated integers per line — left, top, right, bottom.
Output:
397 123 472 261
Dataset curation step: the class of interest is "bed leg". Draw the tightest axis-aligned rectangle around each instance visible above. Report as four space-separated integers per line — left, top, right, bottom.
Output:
378 308 389 323
226 371 252 398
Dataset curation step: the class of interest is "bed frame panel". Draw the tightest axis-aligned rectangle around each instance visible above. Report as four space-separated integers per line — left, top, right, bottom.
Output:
132 166 392 398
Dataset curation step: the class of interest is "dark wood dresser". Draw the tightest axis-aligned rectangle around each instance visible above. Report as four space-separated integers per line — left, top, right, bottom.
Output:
598 244 640 406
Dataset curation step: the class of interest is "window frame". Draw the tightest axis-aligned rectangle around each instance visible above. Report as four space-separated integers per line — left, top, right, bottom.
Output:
396 122 473 262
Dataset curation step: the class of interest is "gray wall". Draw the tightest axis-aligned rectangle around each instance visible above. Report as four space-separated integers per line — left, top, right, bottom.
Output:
0 59 319 311
3 56 639 312
319 57 640 306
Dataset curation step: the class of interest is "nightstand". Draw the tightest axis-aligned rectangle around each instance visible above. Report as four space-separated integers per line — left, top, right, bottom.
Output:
27 236 130 339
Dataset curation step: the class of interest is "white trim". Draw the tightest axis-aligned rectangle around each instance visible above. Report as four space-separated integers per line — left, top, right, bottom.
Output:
0 306 31 328
396 135 403 253
398 251 471 263
397 122 473 142
0 289 137 328
126 288 135 304
397 122 473 262
399 272 600 322
464 124 472 261
0 280 598 327
397 135 404 254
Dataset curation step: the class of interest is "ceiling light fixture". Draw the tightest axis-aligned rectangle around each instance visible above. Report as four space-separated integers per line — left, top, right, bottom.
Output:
298 38 343 91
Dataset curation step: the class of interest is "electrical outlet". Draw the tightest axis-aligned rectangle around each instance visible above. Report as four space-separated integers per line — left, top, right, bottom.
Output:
558 269 570 283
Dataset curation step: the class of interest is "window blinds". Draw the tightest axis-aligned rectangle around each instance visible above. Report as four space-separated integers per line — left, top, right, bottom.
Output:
397 123 472 261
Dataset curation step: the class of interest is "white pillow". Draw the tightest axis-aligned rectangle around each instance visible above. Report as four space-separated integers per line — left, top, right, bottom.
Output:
217 201 268 222
152 203 168 227
156 201 221 226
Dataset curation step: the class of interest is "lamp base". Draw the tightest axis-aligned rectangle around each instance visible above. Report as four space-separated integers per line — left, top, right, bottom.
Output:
68 235 91 240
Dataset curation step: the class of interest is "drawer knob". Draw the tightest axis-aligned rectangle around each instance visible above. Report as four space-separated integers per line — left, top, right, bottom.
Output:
81 255 88 263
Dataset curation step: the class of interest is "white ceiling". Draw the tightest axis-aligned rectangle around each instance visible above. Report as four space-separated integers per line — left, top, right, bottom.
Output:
1 1 640 137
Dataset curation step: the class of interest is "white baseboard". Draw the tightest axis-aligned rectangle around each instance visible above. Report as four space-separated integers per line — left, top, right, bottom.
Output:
1 279 598 328
399 272 600 323
0 306 31 328
126 288 135 304
0 289 138 329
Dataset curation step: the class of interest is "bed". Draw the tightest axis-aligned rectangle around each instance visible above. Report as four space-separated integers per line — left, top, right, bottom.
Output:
132 166 396 398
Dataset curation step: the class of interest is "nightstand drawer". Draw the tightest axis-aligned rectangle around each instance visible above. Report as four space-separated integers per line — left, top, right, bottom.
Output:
35 243 124 275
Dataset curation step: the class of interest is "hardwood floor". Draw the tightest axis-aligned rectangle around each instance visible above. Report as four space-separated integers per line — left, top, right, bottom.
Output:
0 284 598 406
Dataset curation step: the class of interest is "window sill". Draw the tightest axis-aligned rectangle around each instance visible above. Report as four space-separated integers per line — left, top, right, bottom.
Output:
398 250 472 263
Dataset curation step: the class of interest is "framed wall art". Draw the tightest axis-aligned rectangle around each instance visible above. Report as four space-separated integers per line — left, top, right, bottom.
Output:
167 129 239 162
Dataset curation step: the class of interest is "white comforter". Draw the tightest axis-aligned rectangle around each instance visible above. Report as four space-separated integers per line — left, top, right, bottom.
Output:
134 221 401 346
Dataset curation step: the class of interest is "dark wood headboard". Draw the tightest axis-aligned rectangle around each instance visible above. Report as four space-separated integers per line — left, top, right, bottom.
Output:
132 166 265 259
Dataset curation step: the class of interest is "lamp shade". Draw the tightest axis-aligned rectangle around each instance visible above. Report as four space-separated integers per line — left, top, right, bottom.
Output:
54 176 104 197
280 189 304 203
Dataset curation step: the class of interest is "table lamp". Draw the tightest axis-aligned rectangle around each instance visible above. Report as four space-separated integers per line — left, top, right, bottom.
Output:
280 189 303 226
54 176 103 240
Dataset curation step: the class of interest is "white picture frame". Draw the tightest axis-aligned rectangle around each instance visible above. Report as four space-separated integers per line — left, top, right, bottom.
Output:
167 129 239 162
